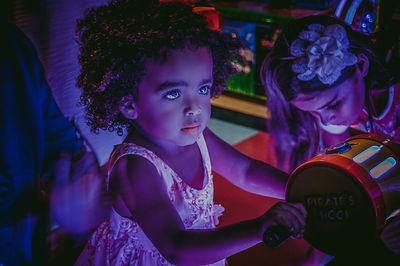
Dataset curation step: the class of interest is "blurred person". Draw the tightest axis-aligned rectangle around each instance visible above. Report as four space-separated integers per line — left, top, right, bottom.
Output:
0 19 109 265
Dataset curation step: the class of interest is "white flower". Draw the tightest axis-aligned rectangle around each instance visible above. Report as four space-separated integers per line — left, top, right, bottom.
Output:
290 24 357 85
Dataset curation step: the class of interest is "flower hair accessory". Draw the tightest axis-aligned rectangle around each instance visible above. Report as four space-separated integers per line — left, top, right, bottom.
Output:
289 24 357 85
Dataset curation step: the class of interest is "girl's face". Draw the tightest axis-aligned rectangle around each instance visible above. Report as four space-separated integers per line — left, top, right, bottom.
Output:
290 71 366 127
133 47 213 147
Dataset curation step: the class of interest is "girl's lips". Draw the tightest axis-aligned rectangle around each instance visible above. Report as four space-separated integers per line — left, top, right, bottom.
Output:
182 125 200 134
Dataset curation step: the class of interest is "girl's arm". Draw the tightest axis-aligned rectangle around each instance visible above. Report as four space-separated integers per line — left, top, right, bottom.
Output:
203 127 289 200
111 154 306 265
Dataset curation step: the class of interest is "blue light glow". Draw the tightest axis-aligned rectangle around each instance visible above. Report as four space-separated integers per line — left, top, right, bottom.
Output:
370 157 397 179
353 145 381 163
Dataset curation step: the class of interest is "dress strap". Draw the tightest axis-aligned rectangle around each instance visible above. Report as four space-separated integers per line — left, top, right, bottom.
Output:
374 85 394 120
196 133 212 178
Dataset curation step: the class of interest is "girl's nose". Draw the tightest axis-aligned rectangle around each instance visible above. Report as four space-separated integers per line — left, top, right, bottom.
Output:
321 113 335 125
184 106 201 116
184 100 201 116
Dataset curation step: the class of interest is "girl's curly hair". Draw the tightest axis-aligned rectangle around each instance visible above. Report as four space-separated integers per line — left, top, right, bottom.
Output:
76 0 242 135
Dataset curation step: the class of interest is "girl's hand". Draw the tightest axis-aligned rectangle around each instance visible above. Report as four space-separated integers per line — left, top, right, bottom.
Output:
50 151 111 233
259 202 307 239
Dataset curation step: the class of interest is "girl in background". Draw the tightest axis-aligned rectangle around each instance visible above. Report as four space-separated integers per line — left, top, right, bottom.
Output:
261 15 398 173
261 14 400 261
75 0 307 265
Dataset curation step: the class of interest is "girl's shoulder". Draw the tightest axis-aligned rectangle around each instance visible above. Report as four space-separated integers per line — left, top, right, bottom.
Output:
107 143 164 190
108 143 159 173
107 143 180 220
365 83 400 140
367 83 400 119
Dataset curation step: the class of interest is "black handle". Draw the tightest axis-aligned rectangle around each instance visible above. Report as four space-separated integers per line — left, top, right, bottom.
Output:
262 225 291 248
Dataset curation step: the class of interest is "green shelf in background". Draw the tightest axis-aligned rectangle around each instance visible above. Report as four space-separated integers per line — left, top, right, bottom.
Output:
215 4 291 102
226 69 266 101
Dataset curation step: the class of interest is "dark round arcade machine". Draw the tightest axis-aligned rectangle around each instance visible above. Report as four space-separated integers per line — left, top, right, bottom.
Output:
285 134 400 263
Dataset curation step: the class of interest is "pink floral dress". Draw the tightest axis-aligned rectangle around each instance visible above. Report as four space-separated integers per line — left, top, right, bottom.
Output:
75 134 225 266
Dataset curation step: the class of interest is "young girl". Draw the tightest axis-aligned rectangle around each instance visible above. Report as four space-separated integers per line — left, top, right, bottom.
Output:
261 14 400 260
74 0 307 265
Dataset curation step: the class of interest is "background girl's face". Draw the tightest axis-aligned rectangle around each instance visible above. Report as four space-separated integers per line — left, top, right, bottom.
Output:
134 47 213 146
290 72 366 127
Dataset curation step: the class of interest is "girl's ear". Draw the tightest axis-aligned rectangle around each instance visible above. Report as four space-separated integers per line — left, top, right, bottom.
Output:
119 95 138 120
356 53 369 78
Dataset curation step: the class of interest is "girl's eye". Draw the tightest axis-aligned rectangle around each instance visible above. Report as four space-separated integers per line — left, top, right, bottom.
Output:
199 85 210 95
164 90 180 100
328 101 340 110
